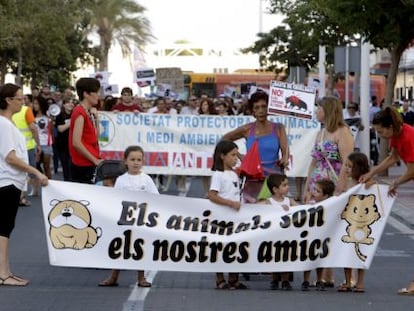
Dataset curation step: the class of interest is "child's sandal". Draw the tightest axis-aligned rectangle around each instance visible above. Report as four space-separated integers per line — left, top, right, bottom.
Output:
215 280 229 290
228 280 248 290
337 284 353 292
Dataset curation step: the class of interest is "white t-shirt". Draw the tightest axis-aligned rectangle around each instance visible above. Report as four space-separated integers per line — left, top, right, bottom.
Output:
343 109 363 149
209 170 240 202
35 115 51 146
180 106 199 115
268 196 290 210
114 172 159 194
0 115 28 190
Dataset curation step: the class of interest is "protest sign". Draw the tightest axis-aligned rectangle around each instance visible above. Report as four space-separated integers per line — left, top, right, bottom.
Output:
42 181 394 272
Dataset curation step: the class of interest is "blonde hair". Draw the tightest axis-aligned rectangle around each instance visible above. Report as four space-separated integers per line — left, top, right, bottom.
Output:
318 96 346 132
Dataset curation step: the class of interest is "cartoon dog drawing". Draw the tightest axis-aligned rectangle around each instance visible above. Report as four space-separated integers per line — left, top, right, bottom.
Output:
285 95 308 111
341 194 381 261
48 199 102 250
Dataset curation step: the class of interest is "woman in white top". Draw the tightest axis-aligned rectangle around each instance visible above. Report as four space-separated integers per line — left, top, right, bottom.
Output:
0 84 48 286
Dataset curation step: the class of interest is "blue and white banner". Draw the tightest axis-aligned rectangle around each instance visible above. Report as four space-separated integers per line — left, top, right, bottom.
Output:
42 181 394 272
98 112 319 177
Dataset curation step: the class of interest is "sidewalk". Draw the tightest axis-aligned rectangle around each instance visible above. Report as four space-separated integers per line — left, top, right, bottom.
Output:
379 163 414 230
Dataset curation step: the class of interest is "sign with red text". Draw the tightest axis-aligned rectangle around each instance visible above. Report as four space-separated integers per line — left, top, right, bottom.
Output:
268 81 316 120
98 113 320 177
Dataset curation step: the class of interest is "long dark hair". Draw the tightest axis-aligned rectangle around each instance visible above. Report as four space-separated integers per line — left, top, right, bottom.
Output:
348 152 370 181
212 140 238 172
373 106 403 134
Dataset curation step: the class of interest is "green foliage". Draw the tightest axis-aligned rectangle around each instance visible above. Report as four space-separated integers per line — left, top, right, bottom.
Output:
0 0 154 89
243 0 350 74
245 0 414 105
0 0 96 88
82 0 153 71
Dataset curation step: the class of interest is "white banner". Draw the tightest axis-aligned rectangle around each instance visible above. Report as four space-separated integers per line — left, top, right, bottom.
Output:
42 181 394 272
98 113 319 177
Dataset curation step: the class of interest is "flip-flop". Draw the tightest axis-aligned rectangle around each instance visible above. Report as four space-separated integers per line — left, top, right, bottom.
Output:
354 287 365 293
398 288 414 296
337 285 353 292
98 279 118 287
0 275 28 286
19 198 31 207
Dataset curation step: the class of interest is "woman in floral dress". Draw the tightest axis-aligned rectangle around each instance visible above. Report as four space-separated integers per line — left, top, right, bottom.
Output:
303 96 354 287
304 96 354 200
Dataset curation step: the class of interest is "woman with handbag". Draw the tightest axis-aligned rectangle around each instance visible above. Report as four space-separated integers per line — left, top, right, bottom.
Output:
222 91 290 203
303 96 354 287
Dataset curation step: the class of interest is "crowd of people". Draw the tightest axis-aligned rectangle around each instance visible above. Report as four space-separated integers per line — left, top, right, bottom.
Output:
0 78 413 295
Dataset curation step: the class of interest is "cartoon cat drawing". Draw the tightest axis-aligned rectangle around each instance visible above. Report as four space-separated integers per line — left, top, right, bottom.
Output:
341 194 381 261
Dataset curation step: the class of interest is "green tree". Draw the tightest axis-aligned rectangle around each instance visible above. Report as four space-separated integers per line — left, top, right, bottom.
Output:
260 0 414 106
312 0 414 106
0 0 97 88
244 0 355 94
82 0 153 71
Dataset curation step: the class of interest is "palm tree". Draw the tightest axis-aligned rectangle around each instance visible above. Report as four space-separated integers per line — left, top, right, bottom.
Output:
84 0 153 71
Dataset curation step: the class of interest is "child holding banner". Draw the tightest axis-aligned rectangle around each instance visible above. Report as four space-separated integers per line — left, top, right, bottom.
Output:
262 173 297 290
302 179 335 291
338 152 374 293
99 145 158 288
208 140 247 290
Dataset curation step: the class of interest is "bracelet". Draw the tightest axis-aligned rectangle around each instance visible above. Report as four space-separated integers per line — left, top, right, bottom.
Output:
391 179 398 188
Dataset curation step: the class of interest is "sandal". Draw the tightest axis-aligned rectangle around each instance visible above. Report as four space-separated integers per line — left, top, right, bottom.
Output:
137 280 152 287
270 280 279 290
98 278 119 287
353 287 365 293
228 280 248 290
315 281 326 291
301 281 310 291
0 274 29 286
281 280 292 291
398 287 414 295
337 284 353 292
19 197 31 207
215 280 229 290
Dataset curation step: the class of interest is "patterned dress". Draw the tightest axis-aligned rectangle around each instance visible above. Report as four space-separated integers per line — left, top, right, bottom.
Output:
308 131 342 192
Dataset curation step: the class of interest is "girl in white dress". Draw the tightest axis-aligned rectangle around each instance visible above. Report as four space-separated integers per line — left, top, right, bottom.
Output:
99 145 158 287
208 140 247 290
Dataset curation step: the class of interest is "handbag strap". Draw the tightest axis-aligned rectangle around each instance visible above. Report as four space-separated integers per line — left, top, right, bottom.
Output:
320 129 338 182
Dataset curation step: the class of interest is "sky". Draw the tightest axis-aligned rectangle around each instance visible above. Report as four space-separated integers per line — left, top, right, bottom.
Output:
139 0 282 47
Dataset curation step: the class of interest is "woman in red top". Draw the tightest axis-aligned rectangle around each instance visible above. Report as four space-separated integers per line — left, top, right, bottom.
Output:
69 78 102 184
359 106 414 295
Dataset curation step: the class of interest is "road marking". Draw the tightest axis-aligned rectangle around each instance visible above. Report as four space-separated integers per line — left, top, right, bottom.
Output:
375 247 410 257
122 271 157 311
387 214 414 239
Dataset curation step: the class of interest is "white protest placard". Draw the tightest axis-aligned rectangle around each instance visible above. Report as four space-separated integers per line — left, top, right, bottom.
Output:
156 67 184 93
135 67 156 88
268 81 316 120
42 181 394 272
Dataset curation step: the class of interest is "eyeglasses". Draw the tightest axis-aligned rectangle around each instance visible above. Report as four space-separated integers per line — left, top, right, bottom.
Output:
347 106 356 110
9 96 25 101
